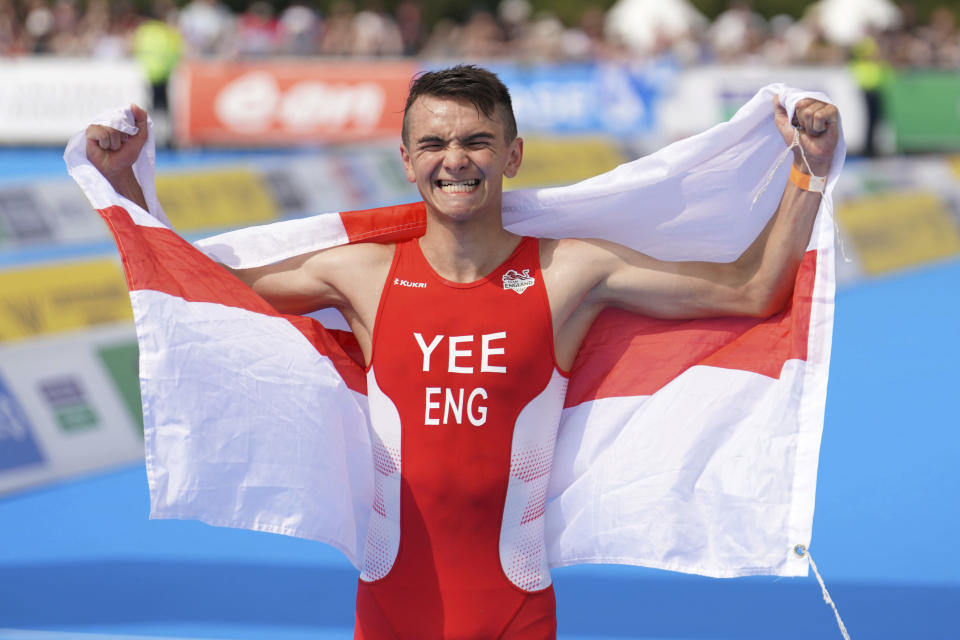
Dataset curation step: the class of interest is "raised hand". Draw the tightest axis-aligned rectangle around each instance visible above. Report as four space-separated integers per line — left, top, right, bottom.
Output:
85 104 149 180
85 104 150 210
773 96 839 176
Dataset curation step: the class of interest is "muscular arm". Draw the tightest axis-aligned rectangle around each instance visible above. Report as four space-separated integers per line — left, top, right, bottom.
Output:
588 172 823 319
212 241 392 367
593 97 837 319
85 105 392 362
228 241 392 313
227 242 394 363
545 97 839 369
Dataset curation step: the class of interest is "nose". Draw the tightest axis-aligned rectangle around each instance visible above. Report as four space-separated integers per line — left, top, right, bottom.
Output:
443 145 469 173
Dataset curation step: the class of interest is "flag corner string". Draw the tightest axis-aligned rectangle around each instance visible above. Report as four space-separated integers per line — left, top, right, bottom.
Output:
793 544 852 640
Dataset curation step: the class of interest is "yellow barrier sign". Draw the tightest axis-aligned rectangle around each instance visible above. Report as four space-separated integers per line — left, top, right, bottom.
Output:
0 260 132 341
155 167 279 232
837 190 960 275
506 137 626 189
947 155 960 180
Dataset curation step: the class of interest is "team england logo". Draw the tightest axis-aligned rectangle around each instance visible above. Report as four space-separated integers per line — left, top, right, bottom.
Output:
502 268 535 294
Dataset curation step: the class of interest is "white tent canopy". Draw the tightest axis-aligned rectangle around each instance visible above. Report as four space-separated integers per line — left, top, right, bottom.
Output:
604 0 707 54
811 0 902 46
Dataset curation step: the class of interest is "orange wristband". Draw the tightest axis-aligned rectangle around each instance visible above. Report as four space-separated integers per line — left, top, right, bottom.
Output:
789 164 826 194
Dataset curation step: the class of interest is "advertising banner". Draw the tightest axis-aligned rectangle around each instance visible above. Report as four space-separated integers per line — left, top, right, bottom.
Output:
173 60 417 146
0 325 144 495
0 58 149 145
0 374 45 474
264 147 418 216
0 148 421 255
660 66 867 154
837 189 960 275
96 341 144 433
832 154 960 276
155 167 280 231
0 181 108 250
885 71 960 152
0 259 131 341
504 137 626 189
481 63 668 136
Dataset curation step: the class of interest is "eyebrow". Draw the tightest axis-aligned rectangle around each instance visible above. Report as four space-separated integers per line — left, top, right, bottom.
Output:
463 132 495 143
415 132 496 146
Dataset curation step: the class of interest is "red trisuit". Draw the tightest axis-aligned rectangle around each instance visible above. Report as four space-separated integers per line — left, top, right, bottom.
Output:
356 237 568 639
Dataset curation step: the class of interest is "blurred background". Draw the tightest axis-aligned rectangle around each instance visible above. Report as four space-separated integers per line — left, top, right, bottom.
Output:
0 0 958 638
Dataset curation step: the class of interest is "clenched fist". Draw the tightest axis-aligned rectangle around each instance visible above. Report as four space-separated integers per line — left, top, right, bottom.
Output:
85 104 150 210
773 96 839 177
85 104 149 180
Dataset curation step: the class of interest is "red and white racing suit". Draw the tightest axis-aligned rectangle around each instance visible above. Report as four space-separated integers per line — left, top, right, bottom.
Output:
355 237 568 639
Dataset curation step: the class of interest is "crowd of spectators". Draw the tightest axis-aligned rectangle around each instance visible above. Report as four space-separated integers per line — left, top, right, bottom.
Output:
0 0 957 69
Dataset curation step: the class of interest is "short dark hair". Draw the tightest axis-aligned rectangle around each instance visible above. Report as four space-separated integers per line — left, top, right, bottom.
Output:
401 65 518 145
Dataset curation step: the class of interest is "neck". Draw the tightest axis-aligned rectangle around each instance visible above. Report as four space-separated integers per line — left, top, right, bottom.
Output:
418 209 521 283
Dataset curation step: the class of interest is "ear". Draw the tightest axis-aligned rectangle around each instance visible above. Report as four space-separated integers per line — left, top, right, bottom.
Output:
400 144 416 183
503 137 523 179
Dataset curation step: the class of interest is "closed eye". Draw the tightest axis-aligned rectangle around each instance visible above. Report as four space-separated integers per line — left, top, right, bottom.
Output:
416 136 446 152
463 134 494 148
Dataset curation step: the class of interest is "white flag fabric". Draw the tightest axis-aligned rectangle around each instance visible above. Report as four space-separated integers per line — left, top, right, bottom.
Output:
66 84 844 579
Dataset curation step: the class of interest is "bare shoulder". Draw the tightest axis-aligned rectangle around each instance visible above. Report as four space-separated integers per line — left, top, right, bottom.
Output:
304 240 395 278
538 235 671 312
540 236 635 257
537 237 618 317
538 238 628 369
539 236 639 278
538 237 586 265
239 240 395 318
302 240 396 300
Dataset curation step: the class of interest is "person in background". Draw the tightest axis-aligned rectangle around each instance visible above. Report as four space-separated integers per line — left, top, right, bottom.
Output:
132 0 182 113
849 33 891 157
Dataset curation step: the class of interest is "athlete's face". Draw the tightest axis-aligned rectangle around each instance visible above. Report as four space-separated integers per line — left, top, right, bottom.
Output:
400 96 522 224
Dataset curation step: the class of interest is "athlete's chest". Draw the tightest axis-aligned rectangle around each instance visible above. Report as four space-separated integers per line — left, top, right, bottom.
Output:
371 238 556 428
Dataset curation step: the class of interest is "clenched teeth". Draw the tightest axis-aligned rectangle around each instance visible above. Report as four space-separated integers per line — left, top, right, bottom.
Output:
437 179 480 192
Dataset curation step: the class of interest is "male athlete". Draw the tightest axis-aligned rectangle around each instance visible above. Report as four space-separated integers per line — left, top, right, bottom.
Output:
87 65 838 638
